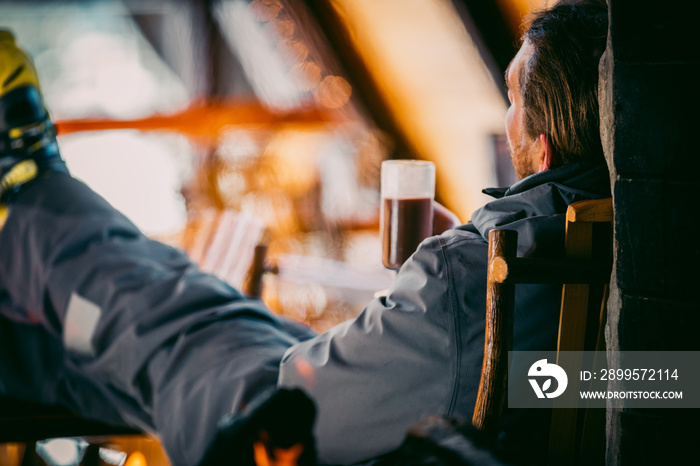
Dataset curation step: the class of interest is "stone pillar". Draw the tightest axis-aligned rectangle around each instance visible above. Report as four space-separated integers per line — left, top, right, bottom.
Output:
600 1 700 464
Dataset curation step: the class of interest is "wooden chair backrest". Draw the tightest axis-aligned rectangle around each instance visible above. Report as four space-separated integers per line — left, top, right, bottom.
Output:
184 208 267 297
472 198 613 465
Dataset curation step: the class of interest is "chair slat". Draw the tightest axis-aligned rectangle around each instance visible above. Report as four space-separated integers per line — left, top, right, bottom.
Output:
566 198 613 223
472 229 517 434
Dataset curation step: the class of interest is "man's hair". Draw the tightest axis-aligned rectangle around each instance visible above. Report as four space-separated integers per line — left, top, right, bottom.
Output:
521 0 609 166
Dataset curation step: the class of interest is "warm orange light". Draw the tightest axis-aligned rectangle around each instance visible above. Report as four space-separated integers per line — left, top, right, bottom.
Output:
250 0 283 22
53 101 335 145
294 358 316 389
254 442 271 466
291 62 322 91
123 451 147 466
240 191 298 237
496 0 552 34
260 129 323 196
315 76 352 109
283 40 310 63
272 19 295 38
254 440 304 466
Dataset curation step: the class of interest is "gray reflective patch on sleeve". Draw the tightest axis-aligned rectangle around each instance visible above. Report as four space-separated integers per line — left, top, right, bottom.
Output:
63 293 101 356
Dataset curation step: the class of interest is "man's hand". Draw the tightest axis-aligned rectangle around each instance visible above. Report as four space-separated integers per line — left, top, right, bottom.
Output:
433 201 461 235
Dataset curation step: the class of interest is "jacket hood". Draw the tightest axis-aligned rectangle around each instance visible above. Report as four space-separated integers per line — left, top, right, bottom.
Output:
466 161 611 241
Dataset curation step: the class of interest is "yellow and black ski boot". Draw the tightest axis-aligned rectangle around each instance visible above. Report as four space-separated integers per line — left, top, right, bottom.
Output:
0 29 67 210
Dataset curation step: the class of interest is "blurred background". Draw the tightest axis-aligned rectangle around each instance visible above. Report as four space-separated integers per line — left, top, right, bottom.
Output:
0 0 548 464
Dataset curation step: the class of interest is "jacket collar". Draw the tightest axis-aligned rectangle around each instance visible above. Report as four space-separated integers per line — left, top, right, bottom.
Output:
466 161 611 240
482 161 610 200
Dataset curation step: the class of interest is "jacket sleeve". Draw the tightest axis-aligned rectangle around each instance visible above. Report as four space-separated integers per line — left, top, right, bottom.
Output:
278 235 458 465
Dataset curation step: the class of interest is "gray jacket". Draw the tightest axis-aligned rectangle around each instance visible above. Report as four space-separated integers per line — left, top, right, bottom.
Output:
0 163 608 466
279 162 611 464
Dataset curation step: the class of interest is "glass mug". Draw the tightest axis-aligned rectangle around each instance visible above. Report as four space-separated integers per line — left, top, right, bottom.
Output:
380 160 435 270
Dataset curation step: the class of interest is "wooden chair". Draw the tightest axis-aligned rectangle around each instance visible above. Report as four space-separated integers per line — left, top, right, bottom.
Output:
472 198 613 465
184 208 268 298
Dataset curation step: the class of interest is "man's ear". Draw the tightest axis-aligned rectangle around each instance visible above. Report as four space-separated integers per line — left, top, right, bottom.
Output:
537 133 555 172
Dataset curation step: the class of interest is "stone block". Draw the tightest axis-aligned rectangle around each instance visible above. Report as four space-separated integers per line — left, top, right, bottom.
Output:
609 0 697 63
617 294 700 351
614 179 699 300
616 409 697 465
608 62 698 180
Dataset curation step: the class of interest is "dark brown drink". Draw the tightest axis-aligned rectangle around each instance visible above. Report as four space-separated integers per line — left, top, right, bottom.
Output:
382 197 433 270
